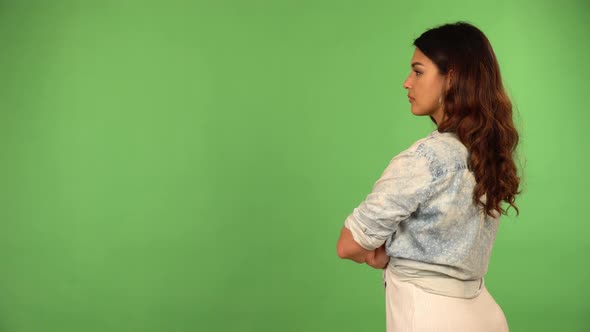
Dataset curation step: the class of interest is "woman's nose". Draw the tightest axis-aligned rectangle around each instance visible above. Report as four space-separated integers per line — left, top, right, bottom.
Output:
403 76 412 89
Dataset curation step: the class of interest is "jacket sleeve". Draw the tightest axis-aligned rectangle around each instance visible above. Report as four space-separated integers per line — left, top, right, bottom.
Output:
344 150 433 250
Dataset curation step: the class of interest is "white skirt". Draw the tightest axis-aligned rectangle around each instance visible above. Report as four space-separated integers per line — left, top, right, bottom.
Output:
383 267 509 332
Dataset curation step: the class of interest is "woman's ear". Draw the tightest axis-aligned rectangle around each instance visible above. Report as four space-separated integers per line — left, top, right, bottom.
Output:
445 69 454 92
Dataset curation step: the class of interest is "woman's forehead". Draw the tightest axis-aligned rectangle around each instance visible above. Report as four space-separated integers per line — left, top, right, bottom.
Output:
411 48 431 65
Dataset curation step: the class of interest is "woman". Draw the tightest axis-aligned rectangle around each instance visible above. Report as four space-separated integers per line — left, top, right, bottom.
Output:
336 21 520 332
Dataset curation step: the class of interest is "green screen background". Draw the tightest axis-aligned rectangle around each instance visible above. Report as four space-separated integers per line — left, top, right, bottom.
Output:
0 1 588 331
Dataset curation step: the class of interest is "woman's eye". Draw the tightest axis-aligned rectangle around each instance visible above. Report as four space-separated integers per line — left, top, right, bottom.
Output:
414 71 422 76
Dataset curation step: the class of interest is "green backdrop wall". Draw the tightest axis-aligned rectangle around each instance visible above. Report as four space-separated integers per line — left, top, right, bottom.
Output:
0 1 588 331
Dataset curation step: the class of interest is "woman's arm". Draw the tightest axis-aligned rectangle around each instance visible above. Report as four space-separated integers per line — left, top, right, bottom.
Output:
366 243 389 269
337 226 389 269
337 226 371 263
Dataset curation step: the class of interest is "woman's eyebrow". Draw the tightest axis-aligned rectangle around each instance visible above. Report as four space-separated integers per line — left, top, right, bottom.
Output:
411 62 425 68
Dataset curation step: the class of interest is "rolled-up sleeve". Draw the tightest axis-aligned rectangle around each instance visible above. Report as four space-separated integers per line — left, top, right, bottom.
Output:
344 150 433 250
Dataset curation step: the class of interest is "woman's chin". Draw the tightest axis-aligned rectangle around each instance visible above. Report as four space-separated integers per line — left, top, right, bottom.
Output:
410 108 424 116
410 107 431 117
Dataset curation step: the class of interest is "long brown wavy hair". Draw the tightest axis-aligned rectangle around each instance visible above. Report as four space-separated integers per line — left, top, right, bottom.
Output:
414 22 521 217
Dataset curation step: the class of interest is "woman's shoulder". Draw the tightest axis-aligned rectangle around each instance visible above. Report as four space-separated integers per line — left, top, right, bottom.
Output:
400 129 470 172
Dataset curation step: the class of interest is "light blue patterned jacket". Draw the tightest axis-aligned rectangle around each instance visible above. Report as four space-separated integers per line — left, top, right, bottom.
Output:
344 129 500 281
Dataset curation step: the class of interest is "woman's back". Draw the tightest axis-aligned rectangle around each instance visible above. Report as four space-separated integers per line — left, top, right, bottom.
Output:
388 129 500 281
344 129 500 298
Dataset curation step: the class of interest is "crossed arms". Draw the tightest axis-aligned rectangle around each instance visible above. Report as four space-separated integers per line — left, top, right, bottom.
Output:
336 226 389 269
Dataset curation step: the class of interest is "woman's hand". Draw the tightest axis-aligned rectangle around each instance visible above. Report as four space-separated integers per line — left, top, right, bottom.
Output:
365 244 389 269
